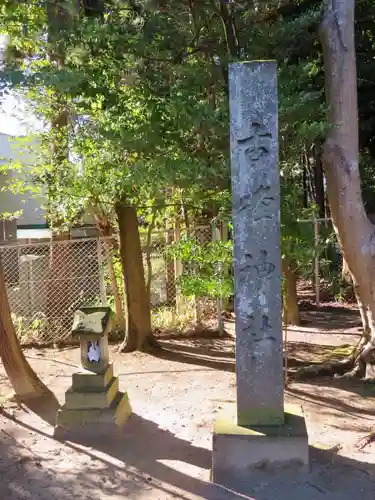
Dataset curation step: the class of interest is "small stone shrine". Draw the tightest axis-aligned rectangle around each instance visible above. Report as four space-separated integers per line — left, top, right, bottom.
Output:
54 306 132 436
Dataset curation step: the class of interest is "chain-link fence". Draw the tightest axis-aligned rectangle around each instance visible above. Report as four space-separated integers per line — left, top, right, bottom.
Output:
0 238 108 345
0 225 220 345
139 225 216 308
3 219 347 345
297 217 344 304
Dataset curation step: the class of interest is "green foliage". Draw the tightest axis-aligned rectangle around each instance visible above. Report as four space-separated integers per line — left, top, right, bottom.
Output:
280 180 318 276
166 237 234 299
0 0 334 292
0 0 324 205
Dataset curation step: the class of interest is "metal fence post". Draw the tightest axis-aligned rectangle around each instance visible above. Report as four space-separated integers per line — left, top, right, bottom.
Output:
213 222 224 336
174 220 185 315
97 238 107 306
314 218 320 307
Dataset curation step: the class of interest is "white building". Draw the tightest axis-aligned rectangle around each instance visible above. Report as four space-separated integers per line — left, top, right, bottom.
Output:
0 132 47 241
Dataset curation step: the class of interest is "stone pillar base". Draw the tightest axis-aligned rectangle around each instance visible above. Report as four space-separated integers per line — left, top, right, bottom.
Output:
212 403 309 491
54 364 132 438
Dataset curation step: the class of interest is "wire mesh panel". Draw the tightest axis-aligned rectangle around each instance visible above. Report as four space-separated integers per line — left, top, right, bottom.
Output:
140 229 176 308
1 226 223 345
140 225 216 310
0 238 108 345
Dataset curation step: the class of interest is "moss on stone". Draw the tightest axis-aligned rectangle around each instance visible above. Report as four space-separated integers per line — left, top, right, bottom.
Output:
214 403 307 438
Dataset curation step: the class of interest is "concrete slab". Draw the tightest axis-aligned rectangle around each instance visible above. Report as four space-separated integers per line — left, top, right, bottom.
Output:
212 403 309 489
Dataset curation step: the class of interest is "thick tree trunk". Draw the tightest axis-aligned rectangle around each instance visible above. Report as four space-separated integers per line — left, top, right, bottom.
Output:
282 257 301 326
95 218 126 332
0 257 49 399
115 203 155 352
320 0 375 377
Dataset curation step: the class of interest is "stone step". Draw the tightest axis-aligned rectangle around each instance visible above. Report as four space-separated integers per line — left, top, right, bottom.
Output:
55 391 132 435
72 363 114 392
64 376 119 410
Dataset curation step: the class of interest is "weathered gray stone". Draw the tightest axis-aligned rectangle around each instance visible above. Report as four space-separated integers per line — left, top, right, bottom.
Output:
72 363 114 392
211 60 309 493
55 391 132 436
54 307 132 437
212 404 309 488
230 61 283 426
65 376 118 410
71 306 112 339
72 306 112 374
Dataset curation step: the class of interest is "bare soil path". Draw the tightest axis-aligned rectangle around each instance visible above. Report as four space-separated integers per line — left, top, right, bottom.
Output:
1 306 375 499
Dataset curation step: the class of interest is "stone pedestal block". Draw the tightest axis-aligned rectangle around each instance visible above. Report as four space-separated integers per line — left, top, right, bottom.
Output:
212 404 309 489
72 363 114 392
55 391 132 436
65 377 119 409
54 367 131 437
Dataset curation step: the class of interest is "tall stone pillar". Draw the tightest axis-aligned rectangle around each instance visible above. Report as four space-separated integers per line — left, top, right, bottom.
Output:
211 61 308 492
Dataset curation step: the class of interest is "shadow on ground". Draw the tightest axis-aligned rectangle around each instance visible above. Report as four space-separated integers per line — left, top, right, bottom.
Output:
214 446 375 499
152 339 235 373
301 305 360 324
152 339 354 375
287 377 375 417
0 407 247 500
0 422 158 500
25 392 61 426
2 405 375 500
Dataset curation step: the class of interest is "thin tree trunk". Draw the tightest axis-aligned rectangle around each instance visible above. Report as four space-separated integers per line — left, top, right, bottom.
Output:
107 249 126 332
314 143 326 219
145 209 157 303
181 200 190 235
46 1 72 327
320 0 375 376
95 216 126 332
217 0 239 58
0 257 49 399
115 203 156 352
165 227 176 306
46 231 72 330
302 158 308 208
282 257 301 326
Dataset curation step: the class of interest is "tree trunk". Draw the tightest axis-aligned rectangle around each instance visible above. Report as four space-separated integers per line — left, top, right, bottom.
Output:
217 0 239 58
107 250 126 332
314 142 326 219
115 203 155 352
95 218 126 332
145 209 157 303
46 231 72 332
282 257 301 326
0 257 49 399
165 227 176 306
320 0 375 377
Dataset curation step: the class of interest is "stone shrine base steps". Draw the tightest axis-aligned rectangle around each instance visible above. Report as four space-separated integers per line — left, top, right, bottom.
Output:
54 363 132 437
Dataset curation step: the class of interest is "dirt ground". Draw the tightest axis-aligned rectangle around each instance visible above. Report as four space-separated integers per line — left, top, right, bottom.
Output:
1 306 375 499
